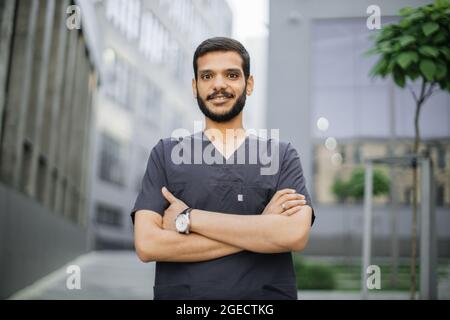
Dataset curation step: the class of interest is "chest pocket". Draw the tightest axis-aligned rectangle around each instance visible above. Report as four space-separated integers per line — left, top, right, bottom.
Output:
167 181 271 215
208 182 271 215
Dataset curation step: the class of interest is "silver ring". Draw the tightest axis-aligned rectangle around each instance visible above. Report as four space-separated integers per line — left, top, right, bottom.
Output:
281 203 286 210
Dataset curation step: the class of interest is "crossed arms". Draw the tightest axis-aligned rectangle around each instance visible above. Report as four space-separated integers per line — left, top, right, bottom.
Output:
134 188 313 263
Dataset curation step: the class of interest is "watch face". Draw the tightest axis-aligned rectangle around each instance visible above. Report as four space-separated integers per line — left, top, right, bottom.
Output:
176 215 188 232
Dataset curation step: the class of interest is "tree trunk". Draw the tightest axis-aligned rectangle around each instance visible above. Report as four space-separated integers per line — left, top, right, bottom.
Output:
410 81 425 299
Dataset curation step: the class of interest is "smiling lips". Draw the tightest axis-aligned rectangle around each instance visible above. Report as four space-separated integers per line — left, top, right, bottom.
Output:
208 93 234 104
211 95 230 101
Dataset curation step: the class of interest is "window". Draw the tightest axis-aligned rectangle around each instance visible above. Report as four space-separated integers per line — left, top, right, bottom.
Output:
339 145 346 163
438 146 446 169
139 11 166 65
353 144 361 164
436 184 445 207
106 0 141 40
104 55 135 109
139 10 186 80
99 133 125 186
136 75 162 124
404 187 412 205
144 84 162 122
96 203 123 227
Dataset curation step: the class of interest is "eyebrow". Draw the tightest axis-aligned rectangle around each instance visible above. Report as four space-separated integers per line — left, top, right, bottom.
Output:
199 68 242 74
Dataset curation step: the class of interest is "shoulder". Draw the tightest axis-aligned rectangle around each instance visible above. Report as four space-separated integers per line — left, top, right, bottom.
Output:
250 134 292 156
155 133 200 151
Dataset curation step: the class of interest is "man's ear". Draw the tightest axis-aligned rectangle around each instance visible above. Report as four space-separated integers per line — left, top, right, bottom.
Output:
246 75 254 96
192 78 197 98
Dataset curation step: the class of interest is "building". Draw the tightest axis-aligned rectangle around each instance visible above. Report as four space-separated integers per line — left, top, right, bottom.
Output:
314 138 450 206
90 0 233 249
0 0 100 298
267 0 450 257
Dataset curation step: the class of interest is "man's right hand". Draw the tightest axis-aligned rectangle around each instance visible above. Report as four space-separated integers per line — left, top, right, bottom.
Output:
261 189 306 216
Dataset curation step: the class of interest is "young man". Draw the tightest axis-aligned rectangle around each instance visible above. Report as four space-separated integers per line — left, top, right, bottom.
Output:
131 37 315 300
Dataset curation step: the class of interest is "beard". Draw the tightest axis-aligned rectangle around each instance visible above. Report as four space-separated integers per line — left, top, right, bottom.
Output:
196 85 247 123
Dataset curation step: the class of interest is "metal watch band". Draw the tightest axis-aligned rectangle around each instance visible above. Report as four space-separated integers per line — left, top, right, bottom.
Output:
178 207 192 234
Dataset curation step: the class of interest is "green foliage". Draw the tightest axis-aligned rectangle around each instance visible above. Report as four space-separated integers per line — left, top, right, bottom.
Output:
331 167 390 201
331 177 350 202
366 0 450 91
293 256 336 290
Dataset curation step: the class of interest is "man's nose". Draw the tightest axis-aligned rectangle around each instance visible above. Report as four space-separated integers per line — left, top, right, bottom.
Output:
212 75 227 90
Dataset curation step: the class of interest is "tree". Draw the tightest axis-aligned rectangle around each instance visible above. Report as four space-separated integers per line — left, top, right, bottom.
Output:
331 177 350 203
347 167 390 200
331 168 390 202
366 0 450 299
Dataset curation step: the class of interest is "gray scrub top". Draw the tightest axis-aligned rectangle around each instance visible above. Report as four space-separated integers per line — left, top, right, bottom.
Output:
131 131 315 300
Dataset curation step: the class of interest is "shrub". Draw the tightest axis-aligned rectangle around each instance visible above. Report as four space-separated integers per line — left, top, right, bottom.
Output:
293 256 336 290
331 167 390 202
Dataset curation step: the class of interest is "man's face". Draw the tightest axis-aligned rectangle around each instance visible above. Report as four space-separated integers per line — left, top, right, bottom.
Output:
193 51 253 123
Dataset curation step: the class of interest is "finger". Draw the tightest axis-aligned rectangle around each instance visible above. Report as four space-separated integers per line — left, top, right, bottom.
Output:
283 199 307 210
272 189 296 202
278 193 304 205
281 205 303 216
161 187 177 204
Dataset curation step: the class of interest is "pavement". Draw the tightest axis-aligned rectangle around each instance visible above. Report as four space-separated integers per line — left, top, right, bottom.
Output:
8 251 449 300
9 251 155 300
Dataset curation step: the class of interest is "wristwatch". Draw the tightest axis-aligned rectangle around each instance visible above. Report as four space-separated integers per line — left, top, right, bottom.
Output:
175 208 192 234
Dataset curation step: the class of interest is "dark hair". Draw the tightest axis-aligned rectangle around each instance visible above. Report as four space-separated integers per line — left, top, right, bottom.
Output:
193 37 250 81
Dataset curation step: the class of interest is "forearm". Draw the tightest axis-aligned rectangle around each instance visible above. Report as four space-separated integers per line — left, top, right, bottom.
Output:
190 206 312 254
140 227 243 262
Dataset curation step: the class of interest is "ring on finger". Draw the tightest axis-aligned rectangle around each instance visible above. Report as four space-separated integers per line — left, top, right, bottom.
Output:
281 203 286 210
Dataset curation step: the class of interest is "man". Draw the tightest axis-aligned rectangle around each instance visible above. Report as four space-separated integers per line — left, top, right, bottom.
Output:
131 37 315 300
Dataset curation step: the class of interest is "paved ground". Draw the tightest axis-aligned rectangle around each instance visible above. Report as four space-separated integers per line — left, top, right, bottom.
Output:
9 251 155 300
8 251 449 300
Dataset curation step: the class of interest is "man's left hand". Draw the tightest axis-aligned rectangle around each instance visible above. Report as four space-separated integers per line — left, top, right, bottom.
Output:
161 187 189 231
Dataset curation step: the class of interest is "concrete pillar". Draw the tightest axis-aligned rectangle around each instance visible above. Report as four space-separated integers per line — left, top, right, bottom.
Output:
267 0 312 186
43 0 70 209
26 0 56 198
54 27 78 215
82 71 97 235
66 34 87 222
76 59 93 226
0 0 16 144
361 161 373 300
0 0 40 186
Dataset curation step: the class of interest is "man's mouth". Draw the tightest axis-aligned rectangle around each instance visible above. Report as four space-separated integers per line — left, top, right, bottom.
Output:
210 95 231 102
208 93 234 106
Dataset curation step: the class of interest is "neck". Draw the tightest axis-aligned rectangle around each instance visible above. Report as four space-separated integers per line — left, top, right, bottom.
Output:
204 114 246 143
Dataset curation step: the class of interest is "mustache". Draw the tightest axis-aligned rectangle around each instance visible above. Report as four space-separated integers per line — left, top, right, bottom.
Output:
207 91 234 100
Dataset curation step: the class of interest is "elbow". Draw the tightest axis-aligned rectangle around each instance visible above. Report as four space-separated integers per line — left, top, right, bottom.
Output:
135 246 154 263
135 239 159 263
270 232 308 253
290 235 308 252
287 206 313 252
136 249 155 263
286 230 310 252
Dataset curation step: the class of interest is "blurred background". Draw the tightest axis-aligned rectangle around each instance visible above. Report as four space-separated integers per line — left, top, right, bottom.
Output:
0 0 448 300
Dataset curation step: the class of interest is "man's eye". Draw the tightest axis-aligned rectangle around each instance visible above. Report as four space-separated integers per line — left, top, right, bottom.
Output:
228 73 239 79
201 74 212 80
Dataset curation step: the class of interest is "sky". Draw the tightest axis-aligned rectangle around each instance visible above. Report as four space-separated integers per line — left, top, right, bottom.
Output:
226 0 269 41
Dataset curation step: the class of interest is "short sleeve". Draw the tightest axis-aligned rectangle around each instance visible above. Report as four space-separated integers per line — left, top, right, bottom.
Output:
130 140 168 224
276 143 316 226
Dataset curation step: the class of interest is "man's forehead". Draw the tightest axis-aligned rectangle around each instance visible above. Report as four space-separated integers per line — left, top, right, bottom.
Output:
197 51 243 72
